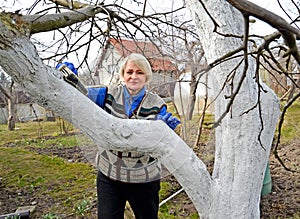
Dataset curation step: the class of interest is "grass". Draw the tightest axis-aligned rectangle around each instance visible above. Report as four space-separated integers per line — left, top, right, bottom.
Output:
279 101 300 144
1 101 300 218
159 181 199 219
0 119 76 145
0 147 94 190
0 119 96 218
0 117 201 218
0 118 191 218
0 145 96 218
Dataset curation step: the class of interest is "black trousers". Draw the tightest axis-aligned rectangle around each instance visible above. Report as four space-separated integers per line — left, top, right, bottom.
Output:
97 171 160 219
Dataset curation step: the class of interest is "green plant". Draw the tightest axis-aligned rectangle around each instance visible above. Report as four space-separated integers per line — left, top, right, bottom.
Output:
0 121 70 146
278 101 300 144
74 199 90 216
1 108 299 218
0 146 96 217
42 212 60 219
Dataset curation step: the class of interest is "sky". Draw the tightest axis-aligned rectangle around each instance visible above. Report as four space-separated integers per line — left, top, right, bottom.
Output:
1 0 295 35
248 0 295 35
0 0 296 67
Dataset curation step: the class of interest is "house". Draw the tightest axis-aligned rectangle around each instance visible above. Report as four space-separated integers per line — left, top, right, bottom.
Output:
83 38 179 98
0 90 46 124
174 72 214 116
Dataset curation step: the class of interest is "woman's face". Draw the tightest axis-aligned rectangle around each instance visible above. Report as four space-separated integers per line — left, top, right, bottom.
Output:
123 60 147 95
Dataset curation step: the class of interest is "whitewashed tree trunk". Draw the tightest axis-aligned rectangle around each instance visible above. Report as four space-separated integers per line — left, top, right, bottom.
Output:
186 0 280 218
0 15 213 216
0 1 280 217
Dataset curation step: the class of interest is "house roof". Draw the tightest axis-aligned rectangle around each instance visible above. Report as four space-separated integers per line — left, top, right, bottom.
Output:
108 38 160 58
107 38 177 72
149 58 177 71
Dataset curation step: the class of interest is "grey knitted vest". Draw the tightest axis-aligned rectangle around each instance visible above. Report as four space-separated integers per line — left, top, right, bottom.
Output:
96 85 166 183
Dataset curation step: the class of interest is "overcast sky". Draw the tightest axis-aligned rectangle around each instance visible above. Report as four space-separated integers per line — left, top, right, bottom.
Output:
2 0 294 35
248 0 295 35
1 0 296 67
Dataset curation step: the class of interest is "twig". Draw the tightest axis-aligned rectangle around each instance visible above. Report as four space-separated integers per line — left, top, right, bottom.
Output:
273 91 300 172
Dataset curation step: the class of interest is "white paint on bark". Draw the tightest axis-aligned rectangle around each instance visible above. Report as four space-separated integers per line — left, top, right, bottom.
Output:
0 26 213 215
186 0 280 218
0 3 281 217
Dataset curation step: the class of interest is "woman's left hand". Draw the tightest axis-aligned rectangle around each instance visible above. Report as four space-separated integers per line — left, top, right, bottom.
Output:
156 112 180 130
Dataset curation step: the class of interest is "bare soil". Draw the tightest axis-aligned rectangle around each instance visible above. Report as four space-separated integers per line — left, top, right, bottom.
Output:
260 139 300 218
0 139 299 218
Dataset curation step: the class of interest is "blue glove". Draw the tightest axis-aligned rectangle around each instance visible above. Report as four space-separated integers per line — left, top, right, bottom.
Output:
56 61 88 95
156 112 181 130
56 61 78 75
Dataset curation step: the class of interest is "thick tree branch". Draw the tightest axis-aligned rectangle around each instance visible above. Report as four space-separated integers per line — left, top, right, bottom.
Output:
0 15 212 216
23 6 106 34
50 0 88 9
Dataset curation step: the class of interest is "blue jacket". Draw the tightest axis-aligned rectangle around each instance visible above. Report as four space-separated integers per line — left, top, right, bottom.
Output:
87 85 180 129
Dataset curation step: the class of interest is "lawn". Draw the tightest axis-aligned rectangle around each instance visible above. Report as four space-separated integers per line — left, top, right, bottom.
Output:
0 101 299 218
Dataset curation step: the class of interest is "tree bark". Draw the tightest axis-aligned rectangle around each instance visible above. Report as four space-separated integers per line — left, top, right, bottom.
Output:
187 74 197 120
0 11 213 216
7 96 16 130
0 1 282 217
186 0 280 218
0 83 16 130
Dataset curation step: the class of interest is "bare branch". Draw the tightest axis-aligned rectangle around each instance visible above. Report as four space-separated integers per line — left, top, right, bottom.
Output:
273 90 300 172
23 5 106 34
226 0 300 37
227 0 300 65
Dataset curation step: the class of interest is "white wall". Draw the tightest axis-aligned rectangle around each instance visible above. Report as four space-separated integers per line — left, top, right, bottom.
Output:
174 73 214 116
0 103 46 124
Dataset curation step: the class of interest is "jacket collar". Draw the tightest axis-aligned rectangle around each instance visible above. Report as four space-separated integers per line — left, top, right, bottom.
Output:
123 85 146 101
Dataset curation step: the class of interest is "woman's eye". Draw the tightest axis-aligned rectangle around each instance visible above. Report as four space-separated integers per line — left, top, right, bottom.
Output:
125 71 144 75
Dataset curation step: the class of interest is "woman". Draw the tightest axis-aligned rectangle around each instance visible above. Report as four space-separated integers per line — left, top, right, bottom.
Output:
59 53 180 219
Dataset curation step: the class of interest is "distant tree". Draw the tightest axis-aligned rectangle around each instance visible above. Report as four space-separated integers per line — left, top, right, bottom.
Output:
0 70 16 130
154 23 207 140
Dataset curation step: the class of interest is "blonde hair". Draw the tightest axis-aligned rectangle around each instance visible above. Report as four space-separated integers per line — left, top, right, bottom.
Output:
119 53 153 84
